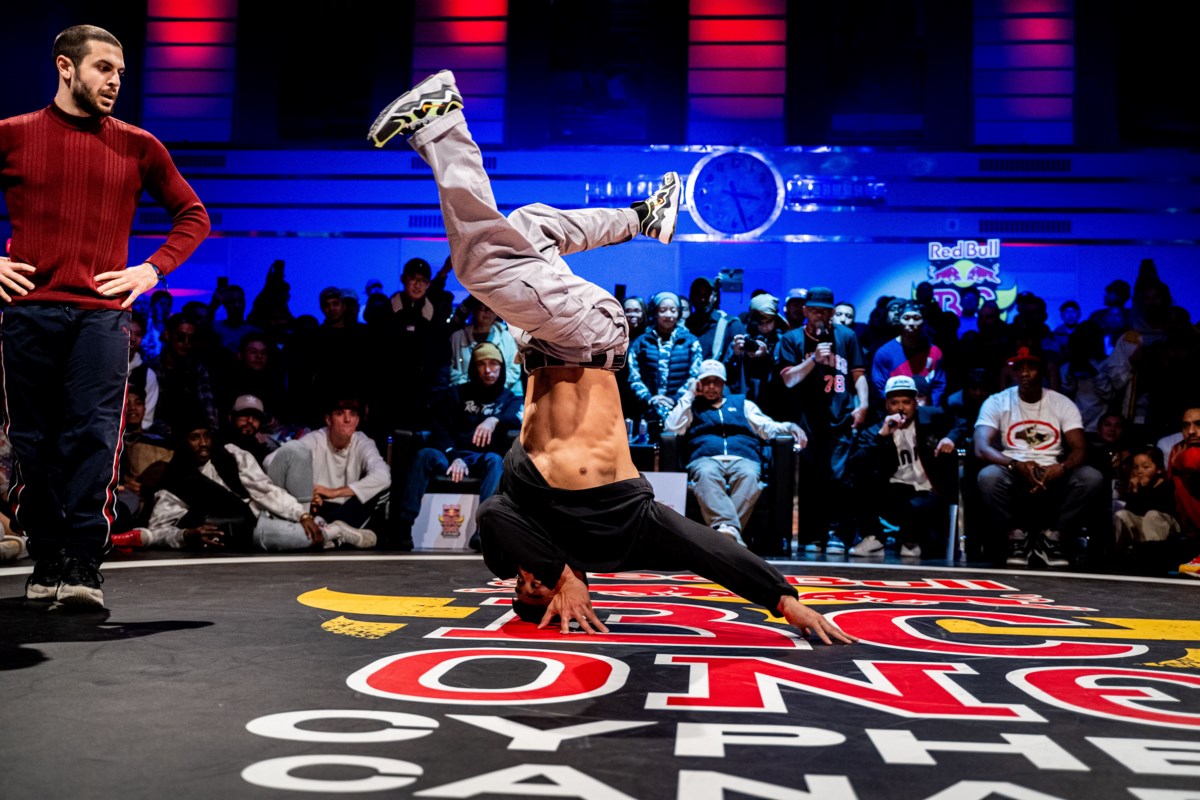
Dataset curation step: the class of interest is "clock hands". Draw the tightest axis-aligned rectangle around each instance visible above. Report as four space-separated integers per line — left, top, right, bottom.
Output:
725 180 748 230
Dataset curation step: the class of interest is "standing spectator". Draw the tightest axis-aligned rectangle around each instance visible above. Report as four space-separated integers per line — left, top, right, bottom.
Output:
727 293 787 410
960 300 1014 389
870 301 946 408
1053 300 1081 354
1100 277 1172 437
848 376 965 558
210 283 260 355
150 313 220 435
1060 320 1114 432
974 347 1106 568
617 295 649 424
956 286 982 337
216 331 290 428
627 291 702 439
1088 278 1133 350
142 288 174 361
448 298 521 395
0 24 209 605
776 286 870 553
782 288 808 332
393 342 522 548
686 276 744 363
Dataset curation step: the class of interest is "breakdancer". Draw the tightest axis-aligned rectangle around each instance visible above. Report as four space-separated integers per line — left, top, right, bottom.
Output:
369 72 853 645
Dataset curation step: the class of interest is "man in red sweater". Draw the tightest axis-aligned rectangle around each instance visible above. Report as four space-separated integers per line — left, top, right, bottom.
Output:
0 25 209 607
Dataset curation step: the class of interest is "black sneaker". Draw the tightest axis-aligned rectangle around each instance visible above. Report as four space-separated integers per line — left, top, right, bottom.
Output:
56 557 105 608
1035 536 1070 568
25 556 64 601
1006 537 1030 567
633 172 681 244
368 70 463 148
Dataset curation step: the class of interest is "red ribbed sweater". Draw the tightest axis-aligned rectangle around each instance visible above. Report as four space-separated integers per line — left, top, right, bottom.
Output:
0 102 210 310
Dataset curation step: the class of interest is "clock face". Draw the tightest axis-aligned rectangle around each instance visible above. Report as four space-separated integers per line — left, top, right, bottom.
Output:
686 150 785 239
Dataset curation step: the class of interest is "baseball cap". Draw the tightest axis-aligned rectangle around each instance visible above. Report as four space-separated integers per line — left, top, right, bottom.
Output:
884 375 918 397
696 359 727 382
806 287 835 309
785 288 808 303
232 394 267 419
748 293 780 319
1007 346 1044 366
402 257 432 279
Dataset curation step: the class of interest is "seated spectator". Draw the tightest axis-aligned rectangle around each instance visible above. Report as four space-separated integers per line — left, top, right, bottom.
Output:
871 301 946 408
1053 299 1081 354
1088 278 1132 350
264 397 391 534
1086 411 1131 484
627 291 702 438
974 347 1106 568
1168 406 1200 577
945 368 989 435
123 416 375 551
225 394 280 466
848 376 965 558
1115 446 1178 552
215 331 290 426
956 286 982 337
392 342 522 548
664 359 805 544
116 383 174 528
448 298 521 395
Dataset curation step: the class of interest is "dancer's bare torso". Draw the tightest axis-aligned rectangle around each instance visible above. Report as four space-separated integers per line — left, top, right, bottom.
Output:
520 367 640 490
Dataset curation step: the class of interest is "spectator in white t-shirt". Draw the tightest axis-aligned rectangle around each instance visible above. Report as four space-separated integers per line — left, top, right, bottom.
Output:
974 347 1106 569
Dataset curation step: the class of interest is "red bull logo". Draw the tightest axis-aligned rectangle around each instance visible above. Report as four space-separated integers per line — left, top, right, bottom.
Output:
926 259 1001 286
924 239 1017 318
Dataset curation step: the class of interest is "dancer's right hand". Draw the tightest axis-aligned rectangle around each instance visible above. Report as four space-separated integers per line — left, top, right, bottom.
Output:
538 571 609 635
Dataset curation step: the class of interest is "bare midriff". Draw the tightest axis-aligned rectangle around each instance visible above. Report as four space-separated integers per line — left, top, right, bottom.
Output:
520 367 640 490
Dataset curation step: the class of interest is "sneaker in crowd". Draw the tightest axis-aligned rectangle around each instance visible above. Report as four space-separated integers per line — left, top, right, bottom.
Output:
900 543 922 559
633 172 680 245
715 524 745 546
849 535 884 556
1 534 28 561
111 528 151 550
56 557 105 609
327 520 377 550
368 70 462 148
803 540 824 554
1034 532 1069 568
25 555 64 601
1180 554 1200 578
824 533 846 555
1006 533 1030 567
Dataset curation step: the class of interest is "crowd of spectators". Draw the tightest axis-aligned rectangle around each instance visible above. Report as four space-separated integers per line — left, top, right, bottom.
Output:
0 255 1196 578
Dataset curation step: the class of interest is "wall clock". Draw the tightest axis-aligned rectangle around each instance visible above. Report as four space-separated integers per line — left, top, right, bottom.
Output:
686 149 785 239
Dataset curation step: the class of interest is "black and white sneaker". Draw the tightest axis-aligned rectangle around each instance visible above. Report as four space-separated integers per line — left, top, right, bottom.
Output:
634 172 681 244
1035 535 1070 568
368 70 463 148
56 557 105 609
1006 536 1030 567
25 556 64 601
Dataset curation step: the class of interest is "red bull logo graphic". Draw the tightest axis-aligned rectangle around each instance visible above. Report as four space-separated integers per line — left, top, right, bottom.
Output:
925 239 1017 317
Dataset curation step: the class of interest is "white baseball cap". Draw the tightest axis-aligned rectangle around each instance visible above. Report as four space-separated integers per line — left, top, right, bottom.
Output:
697 359 727 382
884 375 918 396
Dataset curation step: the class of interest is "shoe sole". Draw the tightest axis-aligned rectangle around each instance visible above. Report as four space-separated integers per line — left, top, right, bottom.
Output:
368 71 462 148
56 584 105 608
643 172 681 244
25 583 58 601
1035 551 1069 568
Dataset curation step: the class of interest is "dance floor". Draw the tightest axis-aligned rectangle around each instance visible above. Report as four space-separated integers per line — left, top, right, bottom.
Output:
2 553 1197 799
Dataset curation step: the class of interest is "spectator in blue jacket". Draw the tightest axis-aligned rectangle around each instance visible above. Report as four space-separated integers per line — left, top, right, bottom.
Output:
665 360 805 544
627 291 702 439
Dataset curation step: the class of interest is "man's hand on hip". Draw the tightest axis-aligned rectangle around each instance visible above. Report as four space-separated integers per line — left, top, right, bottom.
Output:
95 263 160 308
0 257 36 302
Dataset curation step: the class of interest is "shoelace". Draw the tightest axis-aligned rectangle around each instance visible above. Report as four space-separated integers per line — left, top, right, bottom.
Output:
62 560 104 587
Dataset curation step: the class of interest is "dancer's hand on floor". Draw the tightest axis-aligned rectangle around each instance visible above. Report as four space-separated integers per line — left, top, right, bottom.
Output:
539 571 610 635
777 596 857 645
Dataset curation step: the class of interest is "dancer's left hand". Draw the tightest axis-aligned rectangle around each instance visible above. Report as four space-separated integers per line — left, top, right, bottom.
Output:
539 572 609 634
777 596 857 645
96 263 160 308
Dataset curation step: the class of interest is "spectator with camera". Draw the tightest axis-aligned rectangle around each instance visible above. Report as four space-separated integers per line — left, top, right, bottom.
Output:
665 359 805 544
726 293 786 410
686 276 745 363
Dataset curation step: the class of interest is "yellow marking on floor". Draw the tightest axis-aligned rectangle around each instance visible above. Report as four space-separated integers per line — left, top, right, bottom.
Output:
297 588 477 618
1143 648 1200 669
939 617 1200 641
320 615 407 639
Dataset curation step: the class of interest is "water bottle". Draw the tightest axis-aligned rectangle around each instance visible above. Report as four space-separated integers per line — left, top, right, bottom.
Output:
636 419 648 444
626 418 634 442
